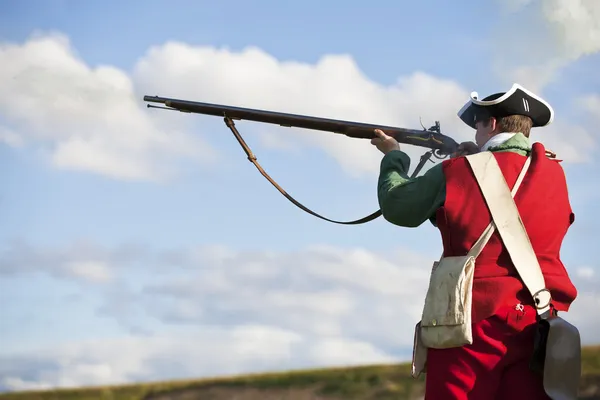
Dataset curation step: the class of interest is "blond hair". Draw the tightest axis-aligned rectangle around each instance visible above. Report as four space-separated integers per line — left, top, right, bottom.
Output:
497 115 533 137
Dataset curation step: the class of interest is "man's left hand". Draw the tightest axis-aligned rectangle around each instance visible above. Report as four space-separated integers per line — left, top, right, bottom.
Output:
451 141 479 158
371 129 400 155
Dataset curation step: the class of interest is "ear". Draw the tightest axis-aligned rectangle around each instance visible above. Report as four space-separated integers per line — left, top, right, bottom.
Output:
489 117 498 133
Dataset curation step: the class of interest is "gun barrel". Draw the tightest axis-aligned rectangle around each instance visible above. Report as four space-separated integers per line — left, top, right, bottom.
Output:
143 95 459 155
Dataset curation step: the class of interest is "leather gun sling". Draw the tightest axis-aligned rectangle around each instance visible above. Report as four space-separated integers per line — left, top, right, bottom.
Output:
224 116 434 225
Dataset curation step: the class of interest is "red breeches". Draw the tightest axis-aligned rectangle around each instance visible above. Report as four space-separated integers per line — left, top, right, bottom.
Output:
424 304 550 400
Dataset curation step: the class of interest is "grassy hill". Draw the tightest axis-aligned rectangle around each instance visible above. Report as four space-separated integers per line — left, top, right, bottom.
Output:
2 345 599 400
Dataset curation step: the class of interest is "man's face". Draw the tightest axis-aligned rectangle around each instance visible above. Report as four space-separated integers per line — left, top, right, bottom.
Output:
474 118 496 148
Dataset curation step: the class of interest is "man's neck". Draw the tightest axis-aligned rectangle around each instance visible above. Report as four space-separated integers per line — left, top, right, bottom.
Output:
481 132 519 151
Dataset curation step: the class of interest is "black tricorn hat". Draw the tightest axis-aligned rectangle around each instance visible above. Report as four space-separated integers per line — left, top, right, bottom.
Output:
457 83 554 129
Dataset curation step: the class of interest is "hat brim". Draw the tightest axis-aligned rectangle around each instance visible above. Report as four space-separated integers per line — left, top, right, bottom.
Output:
457 83 554 129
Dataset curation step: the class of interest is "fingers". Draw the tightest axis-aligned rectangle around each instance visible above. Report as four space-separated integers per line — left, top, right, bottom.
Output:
372 128 400 154
456 143 469 153
452 143 468 158
452 142 479 158
371 129 386 145
374 129 388 139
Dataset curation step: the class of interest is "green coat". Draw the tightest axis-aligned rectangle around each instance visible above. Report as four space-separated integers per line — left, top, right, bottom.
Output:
377 133 532 228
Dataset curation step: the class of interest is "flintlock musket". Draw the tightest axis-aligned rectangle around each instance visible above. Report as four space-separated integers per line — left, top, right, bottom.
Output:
143 95 460 225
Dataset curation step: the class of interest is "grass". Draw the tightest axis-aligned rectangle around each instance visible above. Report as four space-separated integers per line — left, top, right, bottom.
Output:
1 345 599 400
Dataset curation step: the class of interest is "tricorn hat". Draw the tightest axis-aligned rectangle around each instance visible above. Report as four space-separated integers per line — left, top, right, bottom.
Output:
457 83 554 129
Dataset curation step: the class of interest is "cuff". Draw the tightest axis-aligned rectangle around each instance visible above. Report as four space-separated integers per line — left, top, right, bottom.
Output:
380 150 411 175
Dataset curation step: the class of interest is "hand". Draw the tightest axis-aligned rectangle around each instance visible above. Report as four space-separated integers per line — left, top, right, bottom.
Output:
451 141 480 158
371 129 400 155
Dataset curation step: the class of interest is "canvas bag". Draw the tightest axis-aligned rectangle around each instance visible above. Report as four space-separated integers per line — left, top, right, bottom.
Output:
465 152 581 400
411 152 531 379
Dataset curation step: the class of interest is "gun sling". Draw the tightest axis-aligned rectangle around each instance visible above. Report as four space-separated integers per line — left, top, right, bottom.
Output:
224 116 434 225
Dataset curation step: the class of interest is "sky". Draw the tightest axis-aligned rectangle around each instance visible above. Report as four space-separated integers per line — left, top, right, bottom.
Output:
0 0 599 392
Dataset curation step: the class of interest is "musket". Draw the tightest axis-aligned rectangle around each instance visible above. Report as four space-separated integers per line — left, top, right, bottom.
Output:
143 95 460 225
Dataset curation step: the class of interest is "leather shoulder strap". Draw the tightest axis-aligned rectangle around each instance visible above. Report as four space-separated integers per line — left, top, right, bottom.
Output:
466 152 551 315
466 153 532 259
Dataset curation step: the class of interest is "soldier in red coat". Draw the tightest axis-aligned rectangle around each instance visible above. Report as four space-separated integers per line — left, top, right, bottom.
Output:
371 83 578 399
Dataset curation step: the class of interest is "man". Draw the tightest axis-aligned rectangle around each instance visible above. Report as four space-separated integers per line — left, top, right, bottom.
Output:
371 83 578 399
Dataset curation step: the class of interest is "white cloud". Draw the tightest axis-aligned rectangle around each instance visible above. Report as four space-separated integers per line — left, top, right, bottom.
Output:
529 118 597 163
546 94 600 162
0 327 297 391
0 241 432 390
0 327 395 392
576 267 595 279
0 126 23 147
495 0 600 91
116 244 433 347
133 43 472 178
0 33 217 182
64 260 113 283
0 240 132 284
541 0 600 59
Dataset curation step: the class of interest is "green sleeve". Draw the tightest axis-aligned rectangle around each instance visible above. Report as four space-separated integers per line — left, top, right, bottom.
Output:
377 150 446 227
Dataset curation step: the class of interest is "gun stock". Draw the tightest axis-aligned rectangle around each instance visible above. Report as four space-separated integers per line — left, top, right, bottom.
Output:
143 94 459 225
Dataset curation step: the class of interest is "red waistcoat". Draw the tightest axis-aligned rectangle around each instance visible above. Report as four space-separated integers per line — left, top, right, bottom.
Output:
435 142 578 323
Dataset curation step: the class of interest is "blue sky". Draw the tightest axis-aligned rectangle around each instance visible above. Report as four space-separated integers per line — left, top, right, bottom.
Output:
1 0 599 392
